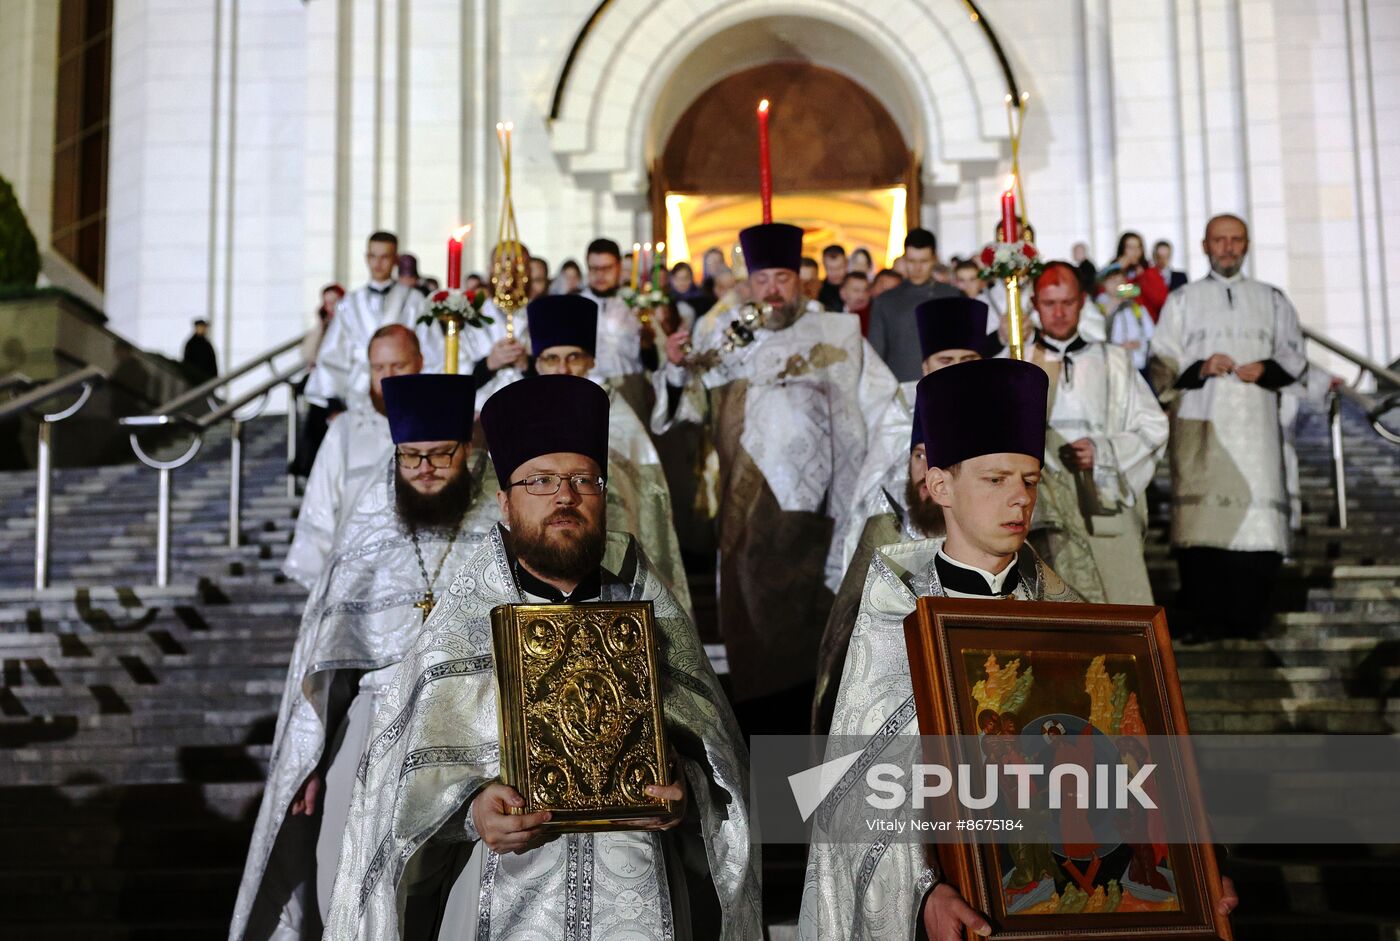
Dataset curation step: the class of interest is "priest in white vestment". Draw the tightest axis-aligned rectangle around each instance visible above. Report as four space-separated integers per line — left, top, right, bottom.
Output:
1024 262 1168 605
653 222 897 732
581 237 661 420
1150 214 1307 639
284 324 422 590
304 231 441 413
231 375 494 941
327 376 760 940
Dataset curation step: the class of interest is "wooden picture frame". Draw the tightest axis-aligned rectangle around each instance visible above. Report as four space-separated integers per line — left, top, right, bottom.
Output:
904 597 1231 941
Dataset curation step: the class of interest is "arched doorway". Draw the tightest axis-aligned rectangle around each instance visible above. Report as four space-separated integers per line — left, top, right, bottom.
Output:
653 63 918 269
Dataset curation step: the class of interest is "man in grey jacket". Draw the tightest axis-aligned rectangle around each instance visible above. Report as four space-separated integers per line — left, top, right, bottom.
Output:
867 228 962 381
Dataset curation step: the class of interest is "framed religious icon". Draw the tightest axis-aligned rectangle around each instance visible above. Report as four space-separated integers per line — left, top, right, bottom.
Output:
491 601 676 834
904 598 1231 941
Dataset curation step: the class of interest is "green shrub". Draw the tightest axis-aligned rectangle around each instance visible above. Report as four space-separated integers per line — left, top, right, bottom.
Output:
0 175 41 288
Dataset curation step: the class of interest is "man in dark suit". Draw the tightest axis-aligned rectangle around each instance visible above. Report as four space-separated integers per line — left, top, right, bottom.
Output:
866 228 961 381
182 319 217 383
1153 239 1189 292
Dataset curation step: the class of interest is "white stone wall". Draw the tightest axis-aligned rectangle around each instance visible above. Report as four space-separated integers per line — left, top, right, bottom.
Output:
4 0 1397 374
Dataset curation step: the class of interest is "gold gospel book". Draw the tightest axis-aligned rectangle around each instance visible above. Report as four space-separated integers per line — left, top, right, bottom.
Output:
490 602 674 832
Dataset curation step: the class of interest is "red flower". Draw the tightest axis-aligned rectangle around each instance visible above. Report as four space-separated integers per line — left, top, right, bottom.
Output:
430 289 450 304
980 245 996 267
1021 243 1038 259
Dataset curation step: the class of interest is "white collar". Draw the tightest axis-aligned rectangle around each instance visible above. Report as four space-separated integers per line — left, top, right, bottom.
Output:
1207 269 1244 286
368 278 395 291
1040 331 1082 352
936 548 1017 594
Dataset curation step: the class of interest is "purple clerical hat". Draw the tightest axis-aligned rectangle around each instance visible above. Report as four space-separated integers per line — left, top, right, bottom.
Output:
480 375 610 484
397 253 419 278
527 295 598 357
910 397 925 452
917 359 1047 469
738 223 803 273
914 297 991 360
381 374 475 444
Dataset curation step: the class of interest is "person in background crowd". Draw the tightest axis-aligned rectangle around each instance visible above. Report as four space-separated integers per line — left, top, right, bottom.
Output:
799 256 821 302
891 254 909 277
464 273 484 292
419 277 439 294
555 258 582 294
396 253 420 293
930 262 953 285
527 256 549 300
1153 239 1189 292
871 268 903 299
670 260 713 321
1113 230 1168 320
849 246 874 279
1072 241 1098 294
839 271 872 335
182 318 218 384
1098 262 1156 377
954 257 1005 328
868 228 961 382
818 244 848 311
292 284 346 476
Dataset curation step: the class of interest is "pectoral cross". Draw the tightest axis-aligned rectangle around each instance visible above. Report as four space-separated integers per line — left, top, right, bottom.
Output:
414 590 435 622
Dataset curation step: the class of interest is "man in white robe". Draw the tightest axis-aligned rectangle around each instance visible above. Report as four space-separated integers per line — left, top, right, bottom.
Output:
1150 214 1307 639
327 376 760 940
800 359 1237 939
231 375 495 941
1025 262 1168 605
581 237 660 420
284 325 422 590
513 292 693 618
837 297 989 577
304 231 440 413
654 222 898 733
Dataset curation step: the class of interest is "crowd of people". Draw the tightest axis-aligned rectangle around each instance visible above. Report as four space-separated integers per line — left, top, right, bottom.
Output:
229 211 1314 940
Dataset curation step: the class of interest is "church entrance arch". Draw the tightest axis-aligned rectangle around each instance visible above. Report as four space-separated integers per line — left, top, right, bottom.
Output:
655 62 917 270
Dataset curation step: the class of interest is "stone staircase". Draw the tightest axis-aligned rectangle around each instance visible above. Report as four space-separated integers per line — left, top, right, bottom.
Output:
0 404 1396 939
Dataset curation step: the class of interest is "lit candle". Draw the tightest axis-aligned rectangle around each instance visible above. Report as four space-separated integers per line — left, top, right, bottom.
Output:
653 241 665 289
446 224 470 290
631 242 641 290
642 243 652 287
757 99 772 224
1001 177 1019 243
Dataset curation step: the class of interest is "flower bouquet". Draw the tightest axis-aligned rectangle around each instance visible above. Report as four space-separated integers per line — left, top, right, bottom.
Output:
417 287 495 330
977 240 1044 281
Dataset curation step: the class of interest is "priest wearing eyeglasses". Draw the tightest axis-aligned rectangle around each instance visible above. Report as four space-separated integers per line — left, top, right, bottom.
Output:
231 373 496 941
328 374 759 941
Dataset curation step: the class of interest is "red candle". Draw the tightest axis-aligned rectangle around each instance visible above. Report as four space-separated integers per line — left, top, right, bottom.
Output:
447 224 471 289
757 99 772 224
1000 180 1018 243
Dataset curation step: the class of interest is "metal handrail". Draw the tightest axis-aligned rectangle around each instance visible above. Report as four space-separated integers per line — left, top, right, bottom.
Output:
0 372 35 397
121 336 308 585
1300 327 1400 529
153 334 304 417
0 365 106 423
1 366 110 589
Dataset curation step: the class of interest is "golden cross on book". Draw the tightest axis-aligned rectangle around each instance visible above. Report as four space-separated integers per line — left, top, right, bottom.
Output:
414 591 435 622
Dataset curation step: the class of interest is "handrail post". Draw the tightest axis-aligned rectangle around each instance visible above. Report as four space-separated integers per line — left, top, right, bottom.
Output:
285 393 299 499
1329 391 1348 530
34 422 53 590
229 418 243 549
157 466 173 586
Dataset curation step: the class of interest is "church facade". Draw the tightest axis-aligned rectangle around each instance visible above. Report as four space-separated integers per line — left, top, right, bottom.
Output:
0 0 1395 379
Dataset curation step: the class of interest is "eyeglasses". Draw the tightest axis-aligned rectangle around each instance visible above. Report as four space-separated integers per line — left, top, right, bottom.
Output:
508 473 606 496
395 443 461 469
535 351 591 369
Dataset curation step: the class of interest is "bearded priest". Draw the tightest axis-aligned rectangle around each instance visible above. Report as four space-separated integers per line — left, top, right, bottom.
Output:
231 374 495 941
327 375 760 940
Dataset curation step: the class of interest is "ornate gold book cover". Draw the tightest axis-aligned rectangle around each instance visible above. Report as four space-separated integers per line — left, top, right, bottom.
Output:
491 602 674 832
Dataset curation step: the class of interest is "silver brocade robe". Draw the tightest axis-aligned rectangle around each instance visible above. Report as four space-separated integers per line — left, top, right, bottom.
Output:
1032 339 1168 604
1149 272 1306 553
230 469 497 941
326 527 762 940
799 537 1079 941
839 379 919 574
304 284 440 411
283 408 393 590
652 303 898 701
